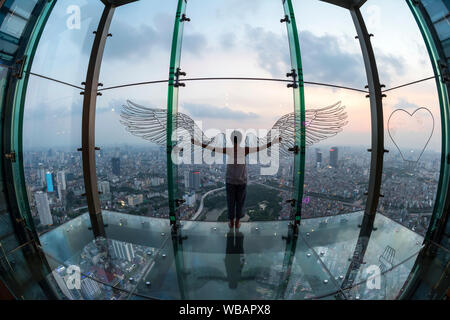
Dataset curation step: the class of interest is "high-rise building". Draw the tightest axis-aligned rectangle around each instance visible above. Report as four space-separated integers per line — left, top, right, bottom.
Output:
80 274 101 299
184 171 190 188
56 171 66 202
35 191 53 225
190 171 200 190
51 266 82 300
26 185 33 207
38 163 46 187
98 181 110 195
316 149 323 168
57 183 63 203
46 171 54 192
111 240 135 262
111 157 120 176
127 194 143 206
330 147 339 168
57 171 66 190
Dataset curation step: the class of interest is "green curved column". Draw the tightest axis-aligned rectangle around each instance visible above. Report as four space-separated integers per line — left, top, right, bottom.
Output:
406 0 450 242
167 0 188 227
283 0 306 226
6 0 56 232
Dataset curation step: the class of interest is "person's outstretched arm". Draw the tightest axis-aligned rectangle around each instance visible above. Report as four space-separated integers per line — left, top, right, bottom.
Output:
246 137 282 155
191 138 227 154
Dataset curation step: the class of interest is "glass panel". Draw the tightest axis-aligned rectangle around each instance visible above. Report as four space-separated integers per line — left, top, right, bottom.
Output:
442 38 450 59
40 211 171 299
300 211 364 287
4 0 38 21
422 0 449 22
302 86 370 219
36 211 432 299
292 0 366 89
0 242 50 300
134 219 341 299
23 77 87 235
351 213 423 284
363 0 435 86
403 241 449 299
95 84 170 219
30 0 103 85
291 1 371 222
98 0 178 87
181 0 290 78
176 80 294 222
434 18 450 42
0 7 29 38
380 81 441 236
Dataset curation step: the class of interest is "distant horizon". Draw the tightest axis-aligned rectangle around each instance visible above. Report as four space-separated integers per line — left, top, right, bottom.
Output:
23 142 442 156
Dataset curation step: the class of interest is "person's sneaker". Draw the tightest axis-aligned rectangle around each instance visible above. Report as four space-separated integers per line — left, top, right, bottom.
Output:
235 220 241 229
228 219 234 229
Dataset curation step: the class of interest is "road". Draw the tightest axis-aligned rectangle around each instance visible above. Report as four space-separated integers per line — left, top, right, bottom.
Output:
191 186 226 221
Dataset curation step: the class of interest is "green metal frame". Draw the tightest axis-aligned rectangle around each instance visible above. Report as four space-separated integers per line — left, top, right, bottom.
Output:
0 0 58 300
283 0 306 227
275 228 298 299
3 0 56 236
407 0 450 243
398 0 450 299
172 236 188 299
167 0 187 229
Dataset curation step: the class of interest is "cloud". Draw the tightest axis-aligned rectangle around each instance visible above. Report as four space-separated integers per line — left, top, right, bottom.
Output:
182 33 208 56
299 31 366 86
73 11 206 61
182 103 259 120
219 32 237 50
244 25 290 78
244 26 405 88
394 98 421 110
377 54 406 79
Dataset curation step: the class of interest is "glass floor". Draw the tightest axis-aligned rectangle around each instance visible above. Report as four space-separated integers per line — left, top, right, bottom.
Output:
39 211 423 300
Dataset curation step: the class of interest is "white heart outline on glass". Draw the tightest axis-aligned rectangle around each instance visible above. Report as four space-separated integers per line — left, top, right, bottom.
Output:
387 107 434 163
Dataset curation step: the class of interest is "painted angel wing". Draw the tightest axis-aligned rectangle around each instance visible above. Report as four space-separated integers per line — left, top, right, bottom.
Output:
264 101 348 158
120 100 210 146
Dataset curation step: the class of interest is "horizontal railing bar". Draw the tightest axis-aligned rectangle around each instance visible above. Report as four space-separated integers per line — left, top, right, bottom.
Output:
382 75 436 93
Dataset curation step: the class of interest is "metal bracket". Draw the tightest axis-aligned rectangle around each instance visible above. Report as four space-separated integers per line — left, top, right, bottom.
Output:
439 62 450 83
180 14 190 22
366 93 387 98
355 34 373 39
5 152 16 162
288 145 299 154
93 31 112 36
77 147 100 151
174 67 186 87
13 56 27 79
280 15 290 23
286 69 298 88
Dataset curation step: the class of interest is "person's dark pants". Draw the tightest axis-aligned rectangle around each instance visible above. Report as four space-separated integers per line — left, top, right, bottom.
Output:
226 183 247 220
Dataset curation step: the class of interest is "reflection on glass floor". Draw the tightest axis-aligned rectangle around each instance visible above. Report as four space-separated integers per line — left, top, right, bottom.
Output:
39 210 423 300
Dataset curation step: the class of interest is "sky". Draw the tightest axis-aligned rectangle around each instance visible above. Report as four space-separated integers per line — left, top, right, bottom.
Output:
23 0 441 156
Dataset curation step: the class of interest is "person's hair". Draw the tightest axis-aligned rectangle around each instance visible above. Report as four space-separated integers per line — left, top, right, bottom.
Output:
230 130 243 145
